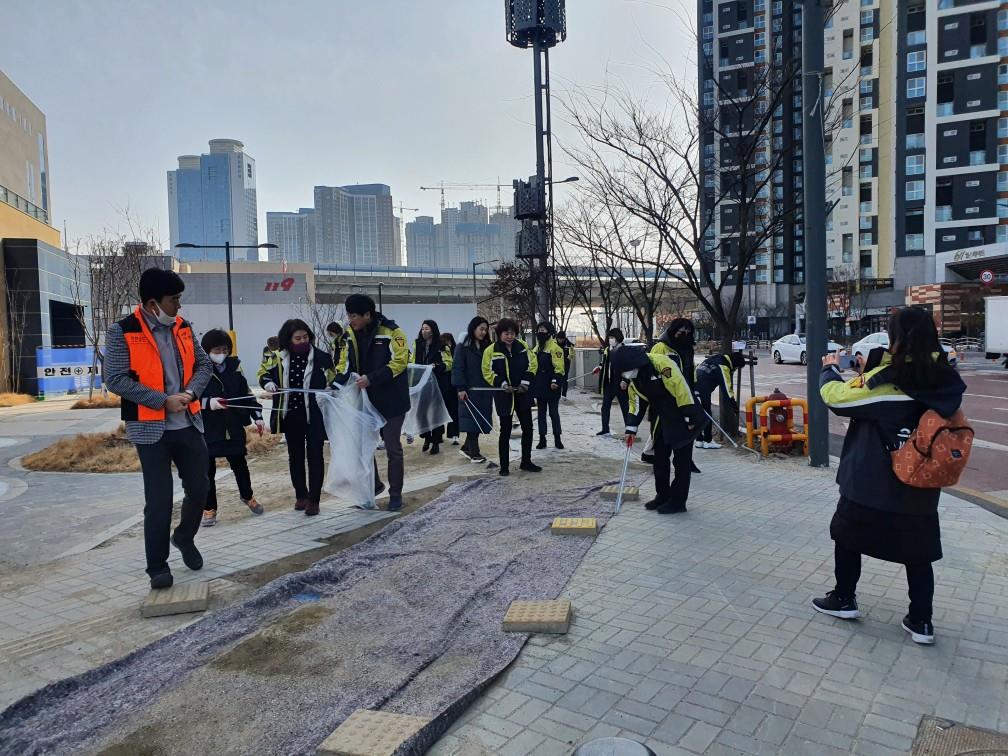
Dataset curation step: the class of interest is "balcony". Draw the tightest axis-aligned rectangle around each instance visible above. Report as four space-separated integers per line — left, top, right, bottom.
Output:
860 201 873 213
0 184 48 225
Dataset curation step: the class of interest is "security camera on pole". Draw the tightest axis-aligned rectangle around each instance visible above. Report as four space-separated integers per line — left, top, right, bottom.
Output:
506 0 567 326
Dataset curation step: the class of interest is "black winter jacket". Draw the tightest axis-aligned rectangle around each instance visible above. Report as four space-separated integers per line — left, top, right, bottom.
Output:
820 349 966 515
335 314 411 421
200 357 262 458
259 347 335 434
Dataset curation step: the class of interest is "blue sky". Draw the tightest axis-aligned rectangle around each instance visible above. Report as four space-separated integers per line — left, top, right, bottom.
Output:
5 0 694 244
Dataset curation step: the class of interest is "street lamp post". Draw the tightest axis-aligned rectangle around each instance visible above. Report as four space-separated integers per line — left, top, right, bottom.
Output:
174 241 277 331
472 258 501 309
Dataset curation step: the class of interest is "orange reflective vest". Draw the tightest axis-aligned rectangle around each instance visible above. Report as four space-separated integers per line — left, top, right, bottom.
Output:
119 306 201 422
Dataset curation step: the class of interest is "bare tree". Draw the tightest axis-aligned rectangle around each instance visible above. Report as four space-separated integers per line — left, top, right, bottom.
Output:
488 262 537 331
295 288 345 343
4 269 31 394
70 221 153 398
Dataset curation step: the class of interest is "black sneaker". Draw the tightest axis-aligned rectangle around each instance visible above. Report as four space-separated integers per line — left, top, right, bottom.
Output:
459 448 475 462
430 443 440 455
499 467 510 477
536 437 547 450
640 452 655 465
422 439 431 452
812 591 860 620
555 439 565 450
520 460 543 472
643 496 666 511
596 430 611 437
656 501 687 514
170 535 203 571
902 614 935 645
149 569 173 590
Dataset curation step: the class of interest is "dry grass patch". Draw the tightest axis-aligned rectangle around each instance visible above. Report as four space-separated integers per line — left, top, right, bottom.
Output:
22 424 140 473
0 393 35 408
71 394 121 409
23 423 281 473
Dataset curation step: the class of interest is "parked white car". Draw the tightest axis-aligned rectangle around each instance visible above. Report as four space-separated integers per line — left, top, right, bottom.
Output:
851 331 958 367
771 334 844 365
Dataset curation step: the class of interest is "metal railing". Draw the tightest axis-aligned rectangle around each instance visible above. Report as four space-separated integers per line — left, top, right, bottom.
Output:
0 184 48 224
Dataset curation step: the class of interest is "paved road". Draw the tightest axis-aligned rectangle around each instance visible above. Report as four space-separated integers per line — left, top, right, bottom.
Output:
736 352 1008 509
0 402 168 568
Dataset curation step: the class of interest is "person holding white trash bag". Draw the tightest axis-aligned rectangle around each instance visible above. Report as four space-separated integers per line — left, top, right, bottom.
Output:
197 329 265 527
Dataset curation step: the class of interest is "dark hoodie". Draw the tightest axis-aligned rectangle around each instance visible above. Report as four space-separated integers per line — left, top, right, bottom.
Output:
820 349 966 515
201 356 262 458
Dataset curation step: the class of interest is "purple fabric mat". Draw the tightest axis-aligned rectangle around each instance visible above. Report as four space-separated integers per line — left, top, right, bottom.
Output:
0 472 615 755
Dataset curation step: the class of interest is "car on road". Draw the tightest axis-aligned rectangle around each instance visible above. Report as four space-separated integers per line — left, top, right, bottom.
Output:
771 334 845 365
850 331 958 367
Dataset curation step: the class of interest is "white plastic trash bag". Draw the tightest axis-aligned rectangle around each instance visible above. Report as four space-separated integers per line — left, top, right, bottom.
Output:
316 382 385 508
402 364 452 437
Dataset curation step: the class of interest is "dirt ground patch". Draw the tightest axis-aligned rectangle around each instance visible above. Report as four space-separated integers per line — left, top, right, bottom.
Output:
71 394 121 409
0 392 34 408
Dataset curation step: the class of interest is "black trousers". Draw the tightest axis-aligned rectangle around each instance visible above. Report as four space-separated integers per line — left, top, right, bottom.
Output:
462 432 483 456
600 385 629 433
206 455 253 510
537 390 562 439
374 413 406 497
496 394 533 469
834 543 934 622
135 426 208 576
283 410 325 503
421 426 444 444
653 433 693 506
695 375 717 442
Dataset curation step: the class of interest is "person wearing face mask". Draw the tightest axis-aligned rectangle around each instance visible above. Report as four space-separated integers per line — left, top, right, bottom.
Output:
103 268 213 590
335 294 411 511
197 329 264 527
325 322 344 365
257 336 280 384
531 321 566 450
651 318 698 392
482 318 542 476
260 319 336 516
694 351 747 449
592 328 629 437
411 319 449 455
613 346 703 514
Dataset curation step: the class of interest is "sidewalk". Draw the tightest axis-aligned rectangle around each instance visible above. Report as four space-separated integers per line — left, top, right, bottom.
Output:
2 391 1007 754
430 421 1008 754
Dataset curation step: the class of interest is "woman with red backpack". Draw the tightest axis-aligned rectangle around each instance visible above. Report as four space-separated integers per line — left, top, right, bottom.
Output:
812 307 967 645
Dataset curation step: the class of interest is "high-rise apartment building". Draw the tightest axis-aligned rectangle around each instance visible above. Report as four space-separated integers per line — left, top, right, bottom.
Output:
0 70 51 223
265 208 315 263
311 183 396 267
167 139 258 261
702 0 1008 335
406 202 519 269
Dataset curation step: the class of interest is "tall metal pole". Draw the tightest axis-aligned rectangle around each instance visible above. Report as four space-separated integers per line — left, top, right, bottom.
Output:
224 239 234 332
802 0 829 467
472 262 478 306
532 39 550 325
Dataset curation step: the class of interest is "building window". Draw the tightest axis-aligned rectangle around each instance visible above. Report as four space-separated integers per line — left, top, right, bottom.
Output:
999 225 1008 243
906 180 924 200
907 30 926 45
859 164 874 178
907 50 926 72
1000 90 1008 110
906 154 925 175
905 233 924 250
999 144 1008 163
860 9 873 23
936 205 952 222
968 229 984 242
906 77 926 98
859 232 874 245
999 172 1008 191
860 26 874 43
907 133 925 150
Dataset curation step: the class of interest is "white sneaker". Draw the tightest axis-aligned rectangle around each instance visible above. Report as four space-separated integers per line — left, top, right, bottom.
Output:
705 441 722 449
450 437 460 445
695 440 706 448
377 441 386 451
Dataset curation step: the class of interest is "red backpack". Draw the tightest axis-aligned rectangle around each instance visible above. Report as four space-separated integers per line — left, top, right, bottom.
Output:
891 409 974 488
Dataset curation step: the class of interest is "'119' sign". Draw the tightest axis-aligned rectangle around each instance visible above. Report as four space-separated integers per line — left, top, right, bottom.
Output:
264 277 296 292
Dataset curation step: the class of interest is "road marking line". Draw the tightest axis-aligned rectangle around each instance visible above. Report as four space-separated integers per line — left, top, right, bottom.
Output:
969 418 1008 427
973 438 1008 452
964 393 1008 400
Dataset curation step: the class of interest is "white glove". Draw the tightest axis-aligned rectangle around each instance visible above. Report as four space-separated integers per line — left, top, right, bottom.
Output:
501 382 511 393
264 382 278 393
254 419 264 436
209 397 227 411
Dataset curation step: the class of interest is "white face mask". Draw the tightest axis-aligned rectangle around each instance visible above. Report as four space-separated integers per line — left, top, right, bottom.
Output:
608 338 618 348
621 368 638 380
153 304 176 327
209 353 227 365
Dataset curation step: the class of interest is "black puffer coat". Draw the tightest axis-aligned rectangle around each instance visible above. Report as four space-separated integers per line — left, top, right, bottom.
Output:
200 357 262 458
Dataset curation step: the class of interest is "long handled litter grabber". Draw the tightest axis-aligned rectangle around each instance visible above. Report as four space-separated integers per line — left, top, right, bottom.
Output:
614 434 634 514
699 406 761 457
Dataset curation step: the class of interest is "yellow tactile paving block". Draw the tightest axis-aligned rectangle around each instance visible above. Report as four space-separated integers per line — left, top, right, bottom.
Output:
600 485 639 501
550 517 598 536
502 599 572 634
140 582 209 618
316 709 429 756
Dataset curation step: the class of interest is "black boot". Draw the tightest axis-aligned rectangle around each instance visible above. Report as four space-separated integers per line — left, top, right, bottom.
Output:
520 459 543 472
422 438 431 452
644 496 666 511
536 435 547 450
430 443 440 455
554 436 564 450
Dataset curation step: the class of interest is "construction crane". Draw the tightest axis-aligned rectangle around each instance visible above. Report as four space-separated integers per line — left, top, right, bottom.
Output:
419 180 509 213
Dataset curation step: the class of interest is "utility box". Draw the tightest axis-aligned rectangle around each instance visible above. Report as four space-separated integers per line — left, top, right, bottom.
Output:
985 295 1008 356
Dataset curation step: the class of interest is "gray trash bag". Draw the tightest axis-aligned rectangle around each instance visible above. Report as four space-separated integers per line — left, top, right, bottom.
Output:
316 381 385 508
402 363 452 437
